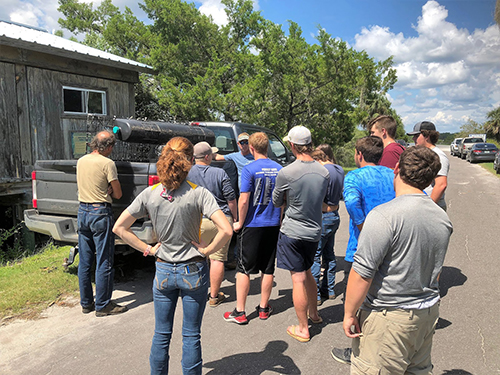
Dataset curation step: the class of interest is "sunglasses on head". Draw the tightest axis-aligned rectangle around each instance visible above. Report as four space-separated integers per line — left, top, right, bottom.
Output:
239 140 248 145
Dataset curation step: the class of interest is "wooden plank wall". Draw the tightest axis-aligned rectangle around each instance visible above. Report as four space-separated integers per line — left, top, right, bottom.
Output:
0 62 23 181
27 67 137 161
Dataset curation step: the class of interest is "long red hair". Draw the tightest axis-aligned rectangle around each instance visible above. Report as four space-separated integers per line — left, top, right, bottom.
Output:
156 137 194 191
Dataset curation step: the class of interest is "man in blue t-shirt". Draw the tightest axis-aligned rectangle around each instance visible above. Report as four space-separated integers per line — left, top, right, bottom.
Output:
223 132 282 325
214 132 254 190
331 136 395 364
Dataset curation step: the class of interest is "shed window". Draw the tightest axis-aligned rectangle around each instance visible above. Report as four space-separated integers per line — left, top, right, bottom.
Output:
63 87 107 115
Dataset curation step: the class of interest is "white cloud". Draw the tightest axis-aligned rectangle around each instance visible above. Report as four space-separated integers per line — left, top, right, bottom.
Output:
353 0 500 132
196 0 259 26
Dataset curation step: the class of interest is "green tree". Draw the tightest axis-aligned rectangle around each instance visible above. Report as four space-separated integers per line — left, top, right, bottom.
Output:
58 0 399 144
484 107 500 142
458 118 485 138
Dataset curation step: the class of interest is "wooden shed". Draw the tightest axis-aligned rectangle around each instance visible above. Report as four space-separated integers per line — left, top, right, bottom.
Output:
0 21 154 233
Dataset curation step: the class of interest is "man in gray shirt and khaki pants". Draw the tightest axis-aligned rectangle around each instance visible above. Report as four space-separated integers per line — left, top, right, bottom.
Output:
343 146 453 374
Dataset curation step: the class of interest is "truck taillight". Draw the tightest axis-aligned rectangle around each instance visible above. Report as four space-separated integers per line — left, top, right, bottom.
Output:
31 170 37 208
148 175 160 186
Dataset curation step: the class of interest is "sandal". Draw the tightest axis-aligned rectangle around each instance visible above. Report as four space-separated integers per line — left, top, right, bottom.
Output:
287 325 310 343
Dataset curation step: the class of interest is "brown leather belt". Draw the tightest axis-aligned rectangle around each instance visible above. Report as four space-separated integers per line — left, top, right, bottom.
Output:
322 204 339 213
156 256 205 265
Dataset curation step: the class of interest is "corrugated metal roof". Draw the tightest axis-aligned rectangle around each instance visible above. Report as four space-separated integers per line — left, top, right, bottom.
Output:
0 21 154 74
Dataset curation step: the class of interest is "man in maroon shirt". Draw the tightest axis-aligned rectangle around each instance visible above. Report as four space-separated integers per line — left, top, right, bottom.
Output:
368 115 405 169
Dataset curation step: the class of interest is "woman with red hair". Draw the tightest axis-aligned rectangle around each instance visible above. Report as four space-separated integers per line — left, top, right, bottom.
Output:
114 137 232 374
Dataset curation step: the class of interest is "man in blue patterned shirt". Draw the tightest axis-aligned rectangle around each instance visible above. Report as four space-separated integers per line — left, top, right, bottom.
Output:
332 136 395 365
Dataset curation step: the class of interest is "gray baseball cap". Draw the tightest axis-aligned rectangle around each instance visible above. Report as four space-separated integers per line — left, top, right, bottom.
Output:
407 121 436 136
284 126 312 145
193 141 218 158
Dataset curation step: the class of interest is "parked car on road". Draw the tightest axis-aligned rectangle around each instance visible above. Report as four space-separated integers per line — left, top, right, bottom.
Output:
396 139 408 148
450 138 463 156
458 137 485 159
466 143 498 163
494 152 500 174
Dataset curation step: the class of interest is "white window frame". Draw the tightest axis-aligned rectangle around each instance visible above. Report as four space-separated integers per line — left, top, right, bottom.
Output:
63 86 107 115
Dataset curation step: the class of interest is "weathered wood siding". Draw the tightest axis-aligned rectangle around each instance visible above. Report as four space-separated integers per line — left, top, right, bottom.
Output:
0 62 23 181
26 67 135 161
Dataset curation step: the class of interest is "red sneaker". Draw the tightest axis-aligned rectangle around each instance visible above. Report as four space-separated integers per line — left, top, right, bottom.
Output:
223 308 248 324
256 304 273 320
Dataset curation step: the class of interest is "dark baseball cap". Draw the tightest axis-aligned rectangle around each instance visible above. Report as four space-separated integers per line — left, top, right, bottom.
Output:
407 121 436 136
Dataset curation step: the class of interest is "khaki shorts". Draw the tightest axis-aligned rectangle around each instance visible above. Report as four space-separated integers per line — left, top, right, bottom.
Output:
351 303 439 375
199 216 233 262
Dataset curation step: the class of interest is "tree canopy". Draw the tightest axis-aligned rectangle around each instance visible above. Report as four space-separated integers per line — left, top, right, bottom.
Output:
58 0 401 145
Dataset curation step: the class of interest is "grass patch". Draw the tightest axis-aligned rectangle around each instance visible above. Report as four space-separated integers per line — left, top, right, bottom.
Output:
0 244 79 320
478 162 500 177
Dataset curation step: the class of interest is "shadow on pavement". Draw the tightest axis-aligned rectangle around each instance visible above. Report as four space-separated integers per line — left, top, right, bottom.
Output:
440 370 473 375
440 266 467 298
203 340 300 374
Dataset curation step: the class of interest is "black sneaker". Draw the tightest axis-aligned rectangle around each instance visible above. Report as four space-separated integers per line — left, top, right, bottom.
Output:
223 308 248 324
256 304 273 320
82 302 95 314
95 301 128 317
331 347 352 364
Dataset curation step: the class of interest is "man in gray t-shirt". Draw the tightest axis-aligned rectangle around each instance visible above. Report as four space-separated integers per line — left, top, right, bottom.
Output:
408 121 449 210
272 126 328 343
343 146 453 373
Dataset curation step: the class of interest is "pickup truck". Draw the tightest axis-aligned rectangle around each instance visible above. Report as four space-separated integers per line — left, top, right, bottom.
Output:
24 119 293 252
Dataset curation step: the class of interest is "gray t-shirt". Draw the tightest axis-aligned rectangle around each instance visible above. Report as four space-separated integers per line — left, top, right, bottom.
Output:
424 146 449 210
272 159 329 242
354 194 453 309
126 180 220 262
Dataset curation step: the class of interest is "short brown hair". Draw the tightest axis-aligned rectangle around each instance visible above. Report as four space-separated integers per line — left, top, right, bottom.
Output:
420 130 440 145
355 136 384 164
398 146 441 190
311 149 329 162
156 137 194 191
316 144 336 163
90 131 116 152
368 115 397 138
249 132 269 155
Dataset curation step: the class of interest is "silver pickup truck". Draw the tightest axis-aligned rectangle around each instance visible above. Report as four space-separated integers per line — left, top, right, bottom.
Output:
24 119 292 247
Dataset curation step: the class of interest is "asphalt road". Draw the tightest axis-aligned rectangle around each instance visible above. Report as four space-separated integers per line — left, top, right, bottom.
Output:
1 146 499 375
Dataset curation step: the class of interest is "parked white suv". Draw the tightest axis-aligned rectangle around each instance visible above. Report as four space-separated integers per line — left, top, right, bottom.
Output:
450 138 462 156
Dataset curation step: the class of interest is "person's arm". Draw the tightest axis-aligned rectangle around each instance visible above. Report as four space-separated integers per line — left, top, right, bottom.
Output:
113 209 160 255
233 192 250 232
192 209 232 256
109 179 122 199
343 174 364 230
214 154 225 161
343 269 373 338
431 175 447 204
227 199 237 221
272 172 287 208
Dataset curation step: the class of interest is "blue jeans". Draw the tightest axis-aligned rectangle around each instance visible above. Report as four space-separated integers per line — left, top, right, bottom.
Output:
311 211 340 299
150 260 209 375
77 203 115 310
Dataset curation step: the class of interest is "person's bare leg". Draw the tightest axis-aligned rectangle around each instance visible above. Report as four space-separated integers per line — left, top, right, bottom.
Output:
289 270 310 339
209 259 225 298
236 272 250 312
305 269 321 321
259 273 274 308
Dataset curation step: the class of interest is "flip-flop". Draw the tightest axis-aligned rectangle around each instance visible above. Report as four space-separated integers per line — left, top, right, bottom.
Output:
308 315 323 324
287 325 310 343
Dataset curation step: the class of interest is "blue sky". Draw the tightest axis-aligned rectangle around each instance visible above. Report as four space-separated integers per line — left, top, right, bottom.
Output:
1 0 499 133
